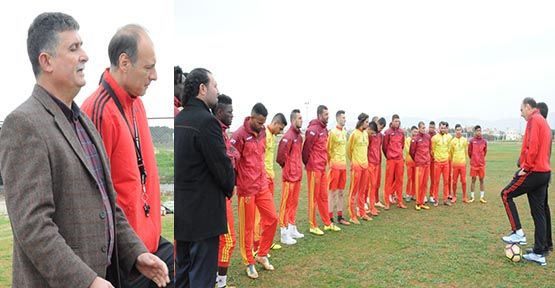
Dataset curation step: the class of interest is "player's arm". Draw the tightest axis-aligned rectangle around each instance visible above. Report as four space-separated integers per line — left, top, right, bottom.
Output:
302 128 316 165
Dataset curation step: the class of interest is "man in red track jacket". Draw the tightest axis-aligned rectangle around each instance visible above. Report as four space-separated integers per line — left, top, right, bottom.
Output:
277 109 304 245
81 25 173 287
302 105 341 235
382 114 407 209
468 125 488 203
409 122 432 211
501 97 552 266
232 103 278 279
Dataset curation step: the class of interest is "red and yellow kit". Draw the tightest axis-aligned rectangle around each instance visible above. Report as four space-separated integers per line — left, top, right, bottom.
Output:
468 135 487 178
302 119 332 228
367 132 383 205
347 128 370 219
450 136 468 201
382 127 405 207
276 126 303 228
232 117 277 265
409 132 432 205
432 133 452 201
327 126 348 190
404 136 415 198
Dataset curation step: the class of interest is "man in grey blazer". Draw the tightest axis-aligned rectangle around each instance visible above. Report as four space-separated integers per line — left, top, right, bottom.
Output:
0 12 170 288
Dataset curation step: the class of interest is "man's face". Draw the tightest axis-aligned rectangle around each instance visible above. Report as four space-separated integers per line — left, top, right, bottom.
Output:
294 113 303 129
250 114 266 133
125 35 157 97
337 114 346 127
411 128 418 137
419 124 426 134
202 73 219 108
392 118 400 129
455 127 462 137
319 109 329 125
48 30 88 93
270 122 285 135
218 104 233 127
429 124 436 133
440 124 448 135
361 119 369 130
378 122 385 132
520 103 533 120
475 128 482 137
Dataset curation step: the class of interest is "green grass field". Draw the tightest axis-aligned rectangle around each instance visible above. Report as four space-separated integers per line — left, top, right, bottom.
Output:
0 142 553 287
220 142 555 287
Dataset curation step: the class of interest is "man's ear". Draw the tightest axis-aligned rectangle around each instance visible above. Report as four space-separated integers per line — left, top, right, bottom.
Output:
118 53 131 72
38 52 54 73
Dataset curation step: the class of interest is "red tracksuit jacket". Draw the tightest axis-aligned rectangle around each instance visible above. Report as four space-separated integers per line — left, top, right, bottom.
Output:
302 119 328 172
409 132 432 166
81 69 161 253
368 132 383 165
382 127 405 160
277 126 303 182
231 117 268 197
520 110 552 172
468 135 487 167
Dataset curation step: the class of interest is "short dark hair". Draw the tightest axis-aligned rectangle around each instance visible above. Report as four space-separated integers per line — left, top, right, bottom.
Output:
474 125 481 131
356 113 369 129
251 103 268 117
108 24 146 67
392 114 400 121
336 110 345 117
317 105 328 116
27 12 80 77
182 68 211 104
440 121 449 127
522 97 537 108
213 94 232 115
538 102 548 119
272 113 287 126
174 65 186 85
368 121 378 132
290 109 301 122
418 121 425 128
411 126 418 131
455 124 462 129
378 117 386 127
429 121 436 126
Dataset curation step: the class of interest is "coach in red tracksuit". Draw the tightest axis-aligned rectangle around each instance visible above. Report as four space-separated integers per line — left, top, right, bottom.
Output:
382 114 407 209
232 103 278 279
501 98 552 264
302 105 339 235
81 26 173 287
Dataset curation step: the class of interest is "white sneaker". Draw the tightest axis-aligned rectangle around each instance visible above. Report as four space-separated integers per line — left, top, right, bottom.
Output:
429 197 436 204
502 232 527 245
424 196 428 203
289 224 304 239
280 227 296 245
523 252 546 266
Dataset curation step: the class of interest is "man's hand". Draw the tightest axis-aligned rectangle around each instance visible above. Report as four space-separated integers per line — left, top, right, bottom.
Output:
90 277 114 288
517 169 527 176
136 253 170 287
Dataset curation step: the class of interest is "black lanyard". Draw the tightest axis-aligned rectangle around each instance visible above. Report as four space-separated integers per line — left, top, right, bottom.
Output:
101 80 150 216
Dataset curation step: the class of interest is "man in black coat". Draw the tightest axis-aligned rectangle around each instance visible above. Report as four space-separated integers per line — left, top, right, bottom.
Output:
174 68 235 288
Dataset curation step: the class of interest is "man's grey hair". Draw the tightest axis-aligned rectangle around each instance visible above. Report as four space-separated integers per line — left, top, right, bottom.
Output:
27 12 80 77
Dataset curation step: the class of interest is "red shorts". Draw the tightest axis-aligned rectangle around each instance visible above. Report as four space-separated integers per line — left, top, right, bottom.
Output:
329 168 347 190
470 166 485 178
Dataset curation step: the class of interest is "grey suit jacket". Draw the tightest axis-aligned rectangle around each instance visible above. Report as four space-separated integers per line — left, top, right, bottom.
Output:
0 85 147 287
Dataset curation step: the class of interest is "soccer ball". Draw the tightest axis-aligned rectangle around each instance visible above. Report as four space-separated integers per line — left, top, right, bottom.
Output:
505 243 522 262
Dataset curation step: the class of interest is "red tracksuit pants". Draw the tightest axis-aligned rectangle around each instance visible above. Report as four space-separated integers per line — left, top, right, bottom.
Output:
307 170 332 228
433 161 450 201
385 159 404 206
218 197 236 267
415 165 430 205
238 189 278 265
348 166 369 219
451 164 467 200
406 161 416 197
279 180 301 228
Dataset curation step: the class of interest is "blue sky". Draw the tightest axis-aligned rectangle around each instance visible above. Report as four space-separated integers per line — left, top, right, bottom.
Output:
174 0 555 131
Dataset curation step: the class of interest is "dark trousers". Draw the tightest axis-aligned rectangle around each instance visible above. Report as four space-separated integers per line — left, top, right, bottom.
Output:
121 236 175 288
501 171 551 254
175 237 219 288
545 176 553 250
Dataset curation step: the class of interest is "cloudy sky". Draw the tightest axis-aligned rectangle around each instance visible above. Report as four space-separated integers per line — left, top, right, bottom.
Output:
0 0 173 126
175 0 555 130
